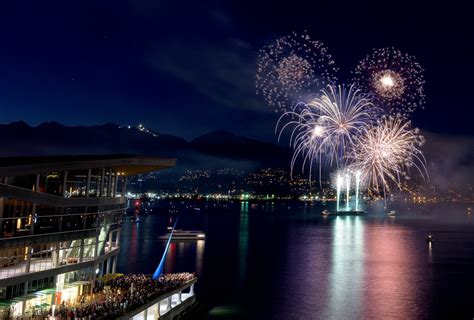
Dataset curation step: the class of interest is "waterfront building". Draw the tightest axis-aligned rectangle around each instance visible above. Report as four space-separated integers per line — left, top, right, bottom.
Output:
0 155 175 318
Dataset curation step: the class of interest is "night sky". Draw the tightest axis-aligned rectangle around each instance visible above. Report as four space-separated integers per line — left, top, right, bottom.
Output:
0 0 472 141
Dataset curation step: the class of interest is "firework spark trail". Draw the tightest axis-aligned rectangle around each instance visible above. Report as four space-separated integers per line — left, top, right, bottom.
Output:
256 35 429 197
256 31 338 113
276 84 377 183
348 116 428 194
352 47 425 117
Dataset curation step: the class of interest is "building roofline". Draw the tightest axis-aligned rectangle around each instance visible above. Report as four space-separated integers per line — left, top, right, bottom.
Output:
0 154 176 177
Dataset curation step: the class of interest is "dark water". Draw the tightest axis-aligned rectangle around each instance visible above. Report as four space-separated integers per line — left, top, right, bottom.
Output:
117 201 474 319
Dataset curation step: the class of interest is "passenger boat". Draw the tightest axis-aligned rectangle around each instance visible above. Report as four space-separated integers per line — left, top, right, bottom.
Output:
387 210 396 217
158 229 206 240
321 209 331 216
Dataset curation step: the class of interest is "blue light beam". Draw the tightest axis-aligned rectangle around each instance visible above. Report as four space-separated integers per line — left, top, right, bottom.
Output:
152 218 178 280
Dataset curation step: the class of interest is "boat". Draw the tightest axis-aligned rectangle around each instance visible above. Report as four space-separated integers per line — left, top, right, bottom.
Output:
158 229 206 240
387 210 396 217
321 209 330 216
426 233 434 243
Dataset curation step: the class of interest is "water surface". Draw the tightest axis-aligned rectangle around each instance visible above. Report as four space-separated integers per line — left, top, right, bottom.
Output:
118 201 474 319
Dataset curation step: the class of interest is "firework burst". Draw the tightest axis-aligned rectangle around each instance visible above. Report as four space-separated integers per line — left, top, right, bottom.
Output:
276 84 376 182
348 116 428 194
256 31 338 113
352 47 425 117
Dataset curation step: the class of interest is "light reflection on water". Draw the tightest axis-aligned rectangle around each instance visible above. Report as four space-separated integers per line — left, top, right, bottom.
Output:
118 202 474 319
119 217 206 276
327 216 364 319
239 201 249 282
362 221 425 319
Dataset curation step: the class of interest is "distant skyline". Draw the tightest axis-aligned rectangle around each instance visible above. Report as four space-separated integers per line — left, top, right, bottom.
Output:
0 0 473 141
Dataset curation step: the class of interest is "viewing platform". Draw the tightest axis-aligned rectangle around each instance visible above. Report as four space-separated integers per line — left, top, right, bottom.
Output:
119 277 197 320
0 155 177 318
37 273 198 320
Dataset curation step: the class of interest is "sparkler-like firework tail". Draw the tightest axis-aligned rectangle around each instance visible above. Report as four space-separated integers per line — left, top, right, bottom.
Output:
352 47 425 117
348 116 428 195
355 170 361 210
256 31 338 113
275 84 377 183
332 169 363 211
345 174 351 211
336 174 343 211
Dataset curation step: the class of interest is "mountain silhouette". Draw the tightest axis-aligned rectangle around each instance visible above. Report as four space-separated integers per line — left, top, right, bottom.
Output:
0 122 291 170
0 121 471 189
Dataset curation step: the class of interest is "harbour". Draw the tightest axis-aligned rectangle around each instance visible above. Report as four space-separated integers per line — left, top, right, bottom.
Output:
118 200 474 319
0 2 472 319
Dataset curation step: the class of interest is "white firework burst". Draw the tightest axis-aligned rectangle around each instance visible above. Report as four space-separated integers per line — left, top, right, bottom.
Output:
352 47 425 117
348 116 428 194
256 31 338 113
276 84 377 182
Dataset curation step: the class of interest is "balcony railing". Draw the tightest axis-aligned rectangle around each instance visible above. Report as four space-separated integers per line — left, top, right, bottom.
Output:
0 244 120 283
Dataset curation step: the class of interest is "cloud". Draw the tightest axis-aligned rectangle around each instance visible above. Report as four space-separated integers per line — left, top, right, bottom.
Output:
129 3 270 114
147 36 269 113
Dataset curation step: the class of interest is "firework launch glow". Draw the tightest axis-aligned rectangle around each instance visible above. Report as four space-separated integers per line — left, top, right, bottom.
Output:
256 32 338 113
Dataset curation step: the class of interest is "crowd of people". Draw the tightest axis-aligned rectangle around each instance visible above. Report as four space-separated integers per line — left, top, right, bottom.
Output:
42 273 196 320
